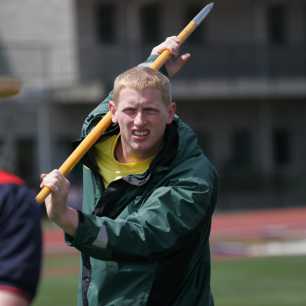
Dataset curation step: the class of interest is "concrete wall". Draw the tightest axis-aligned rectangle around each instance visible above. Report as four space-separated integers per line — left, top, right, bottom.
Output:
75 0 306 83
0 0 78 87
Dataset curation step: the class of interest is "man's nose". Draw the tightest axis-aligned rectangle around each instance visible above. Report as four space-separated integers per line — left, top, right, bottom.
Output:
134 111 145 125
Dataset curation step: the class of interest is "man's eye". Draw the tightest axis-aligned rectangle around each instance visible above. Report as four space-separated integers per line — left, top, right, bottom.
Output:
145 109 158 115
123 108 136 115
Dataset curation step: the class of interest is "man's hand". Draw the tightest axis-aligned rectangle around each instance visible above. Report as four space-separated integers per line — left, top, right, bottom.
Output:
151 36 191 77
40 169 78 236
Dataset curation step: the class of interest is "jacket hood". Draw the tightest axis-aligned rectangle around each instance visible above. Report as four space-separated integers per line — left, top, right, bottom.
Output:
81 92 115 138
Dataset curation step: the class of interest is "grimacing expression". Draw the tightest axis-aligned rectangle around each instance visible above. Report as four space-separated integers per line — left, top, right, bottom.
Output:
109 87 176 162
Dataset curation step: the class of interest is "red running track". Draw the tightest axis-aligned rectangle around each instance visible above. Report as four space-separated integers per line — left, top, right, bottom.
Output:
43 207 306 254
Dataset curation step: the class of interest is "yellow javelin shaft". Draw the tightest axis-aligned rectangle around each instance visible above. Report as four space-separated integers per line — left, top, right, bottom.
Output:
36 3 214 204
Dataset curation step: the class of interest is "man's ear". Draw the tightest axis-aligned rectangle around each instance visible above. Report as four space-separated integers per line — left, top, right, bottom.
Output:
109 100 117 123
167 102 176 124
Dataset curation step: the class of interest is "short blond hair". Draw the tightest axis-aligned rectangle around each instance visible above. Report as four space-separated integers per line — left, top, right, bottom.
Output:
112 66 172 104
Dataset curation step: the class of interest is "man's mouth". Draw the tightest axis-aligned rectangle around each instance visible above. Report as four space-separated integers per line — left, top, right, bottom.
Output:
132 130 149 137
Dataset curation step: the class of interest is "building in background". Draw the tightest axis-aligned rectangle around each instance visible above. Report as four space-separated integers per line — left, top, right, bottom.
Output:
0 0 306 210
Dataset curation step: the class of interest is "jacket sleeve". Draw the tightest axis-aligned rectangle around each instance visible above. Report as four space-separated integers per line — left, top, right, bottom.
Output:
0 185 42 302
66 176 215 261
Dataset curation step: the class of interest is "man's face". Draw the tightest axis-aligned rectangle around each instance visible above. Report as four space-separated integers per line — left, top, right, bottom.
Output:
109 87 176 162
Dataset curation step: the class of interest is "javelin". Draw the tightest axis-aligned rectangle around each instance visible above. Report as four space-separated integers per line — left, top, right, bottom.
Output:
36 2 215 203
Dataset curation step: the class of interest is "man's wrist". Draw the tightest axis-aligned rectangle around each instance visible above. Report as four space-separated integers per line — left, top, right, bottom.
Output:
55 207 79 237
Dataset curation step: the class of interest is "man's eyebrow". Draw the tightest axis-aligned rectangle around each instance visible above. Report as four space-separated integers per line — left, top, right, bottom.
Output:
122 105 136 108
143 106 159 110
121 102 136 108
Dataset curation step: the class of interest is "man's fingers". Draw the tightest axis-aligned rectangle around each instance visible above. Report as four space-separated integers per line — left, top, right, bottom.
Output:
41 176 59 193
176 53 191 70
40 169 69 193
151 36 180 56
181 53 191 62
171 53 191 68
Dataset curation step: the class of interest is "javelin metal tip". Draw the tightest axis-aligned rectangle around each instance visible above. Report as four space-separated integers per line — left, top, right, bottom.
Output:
193 3 215 26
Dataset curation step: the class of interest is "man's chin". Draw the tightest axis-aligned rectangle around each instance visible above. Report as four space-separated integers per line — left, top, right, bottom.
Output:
130 144 152 157
131 144 147 153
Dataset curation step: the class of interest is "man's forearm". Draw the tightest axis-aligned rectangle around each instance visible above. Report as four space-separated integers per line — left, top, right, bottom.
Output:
54 207 79 237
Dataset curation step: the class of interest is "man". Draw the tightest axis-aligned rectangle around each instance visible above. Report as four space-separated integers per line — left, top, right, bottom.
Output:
41 37 218 306
0 169 42 306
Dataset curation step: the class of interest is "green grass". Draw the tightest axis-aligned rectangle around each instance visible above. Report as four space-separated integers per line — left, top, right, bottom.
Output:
33 254 306 306
212 256 306 306
32 254 79 306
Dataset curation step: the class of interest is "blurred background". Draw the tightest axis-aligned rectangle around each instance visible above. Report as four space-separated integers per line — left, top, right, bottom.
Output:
1 1 306 305
1 0 306 211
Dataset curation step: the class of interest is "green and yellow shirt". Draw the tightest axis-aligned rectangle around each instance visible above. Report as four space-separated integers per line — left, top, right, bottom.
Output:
95 134 154 188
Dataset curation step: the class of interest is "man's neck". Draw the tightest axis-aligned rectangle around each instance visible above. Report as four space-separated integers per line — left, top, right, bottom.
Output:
115 141 128 163
115 141 141 163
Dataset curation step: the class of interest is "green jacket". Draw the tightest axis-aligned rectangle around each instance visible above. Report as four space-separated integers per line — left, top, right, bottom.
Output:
67 73 218 306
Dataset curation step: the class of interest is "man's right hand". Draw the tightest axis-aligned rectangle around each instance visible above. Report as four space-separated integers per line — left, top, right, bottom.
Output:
151 36 191 77
40 170 79 236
